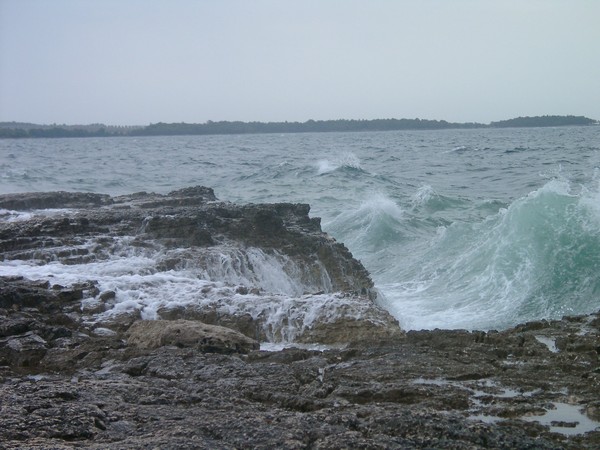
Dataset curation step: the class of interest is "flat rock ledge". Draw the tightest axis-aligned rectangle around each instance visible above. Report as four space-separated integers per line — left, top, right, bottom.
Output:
0 186 374 295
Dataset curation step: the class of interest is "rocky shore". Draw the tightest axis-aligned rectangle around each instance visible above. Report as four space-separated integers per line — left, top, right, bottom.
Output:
1 187 599 448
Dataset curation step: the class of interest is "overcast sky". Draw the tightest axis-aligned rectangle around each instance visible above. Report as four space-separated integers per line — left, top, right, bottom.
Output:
1 0 599 125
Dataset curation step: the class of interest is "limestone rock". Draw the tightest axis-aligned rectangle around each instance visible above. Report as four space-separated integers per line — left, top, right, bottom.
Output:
127 319 259 354
297 313 404 345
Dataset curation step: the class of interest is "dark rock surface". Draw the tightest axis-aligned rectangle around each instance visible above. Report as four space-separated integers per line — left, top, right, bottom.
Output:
1 281 599 448
0 186 397 344
1 187 600 448
0 186 372 295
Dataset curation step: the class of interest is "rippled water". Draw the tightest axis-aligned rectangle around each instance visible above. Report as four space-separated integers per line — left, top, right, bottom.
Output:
2 126 600 331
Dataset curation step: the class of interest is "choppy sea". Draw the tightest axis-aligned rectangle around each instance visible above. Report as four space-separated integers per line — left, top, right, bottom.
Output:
2 126 600 333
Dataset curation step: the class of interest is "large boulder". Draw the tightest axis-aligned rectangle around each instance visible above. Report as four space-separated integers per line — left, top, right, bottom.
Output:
126 320 259 354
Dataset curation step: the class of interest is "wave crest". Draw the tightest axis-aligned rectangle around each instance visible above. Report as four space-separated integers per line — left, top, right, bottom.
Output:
316 152 362 174
382 179 600 330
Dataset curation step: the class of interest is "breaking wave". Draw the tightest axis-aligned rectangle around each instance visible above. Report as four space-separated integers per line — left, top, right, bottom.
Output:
378 179 600 330
316 152 363 174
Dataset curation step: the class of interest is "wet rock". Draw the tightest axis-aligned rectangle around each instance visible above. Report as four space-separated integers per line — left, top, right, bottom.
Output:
80 297 107 314
296 310 403 344
98 290 116 302
0 191 113 210
96 310 142 333
0 186 374 296
155 295 400 345
0 316 35 337
126 319 259 354
156 304 262 341
0 302 599 448
2 187 600 448
0 277 53 309
0 332 48 367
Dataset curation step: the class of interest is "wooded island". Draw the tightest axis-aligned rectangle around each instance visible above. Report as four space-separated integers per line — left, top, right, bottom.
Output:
0 115 596 139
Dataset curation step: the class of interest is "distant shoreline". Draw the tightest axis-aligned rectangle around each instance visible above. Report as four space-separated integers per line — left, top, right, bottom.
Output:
0 115 597 139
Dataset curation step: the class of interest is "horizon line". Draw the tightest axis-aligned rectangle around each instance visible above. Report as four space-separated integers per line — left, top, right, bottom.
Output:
1 114 598 128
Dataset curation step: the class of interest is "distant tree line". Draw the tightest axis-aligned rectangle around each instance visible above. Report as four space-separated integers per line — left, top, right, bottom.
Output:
0 122 141 139
489 115 596 128
0 115 597 139
0 127 110 139
134 118 484 137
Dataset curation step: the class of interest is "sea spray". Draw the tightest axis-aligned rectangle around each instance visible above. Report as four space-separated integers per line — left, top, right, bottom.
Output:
379 178 600 330
324 192 405 254
316 152 362 175
0 235 371 343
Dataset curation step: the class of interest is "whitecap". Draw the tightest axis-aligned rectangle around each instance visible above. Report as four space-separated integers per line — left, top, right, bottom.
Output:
0 208 74 223
410 185 436 208
315 152 362 175
316 159 338 174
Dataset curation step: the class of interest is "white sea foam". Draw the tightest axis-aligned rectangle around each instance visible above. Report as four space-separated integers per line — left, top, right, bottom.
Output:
316 152 362 174
316 159 337 174
324 192 404 256
0 209 34 222
0 238 358 343
411 185 436 208
0 208 74 223
338 152 362 170
259 342 336 352
442 145 469 154
364 193 404 222
195 248 321 296
326 193 404 229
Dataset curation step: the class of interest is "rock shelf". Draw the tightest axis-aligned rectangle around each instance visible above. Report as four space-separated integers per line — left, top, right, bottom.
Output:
1 187 599 448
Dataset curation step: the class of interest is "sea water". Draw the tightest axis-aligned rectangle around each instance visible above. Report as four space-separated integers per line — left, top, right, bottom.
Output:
1 126 600 332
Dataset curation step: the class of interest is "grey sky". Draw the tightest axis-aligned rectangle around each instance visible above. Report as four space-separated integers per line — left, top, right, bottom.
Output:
1 0 599 125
